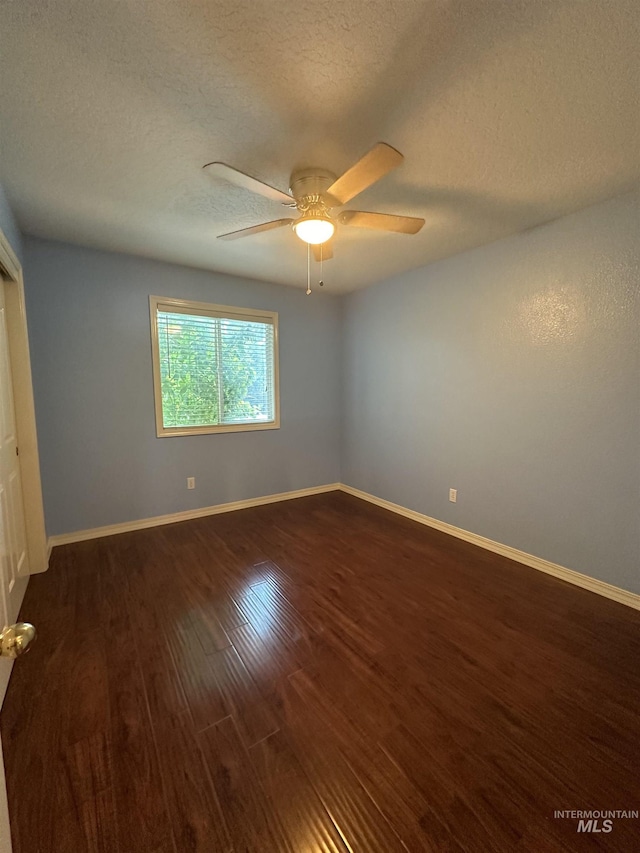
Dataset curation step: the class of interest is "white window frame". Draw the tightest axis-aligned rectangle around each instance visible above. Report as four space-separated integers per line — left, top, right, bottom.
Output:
149 295 280 437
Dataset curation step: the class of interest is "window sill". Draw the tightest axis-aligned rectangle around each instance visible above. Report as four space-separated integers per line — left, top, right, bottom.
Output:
156 420 280 438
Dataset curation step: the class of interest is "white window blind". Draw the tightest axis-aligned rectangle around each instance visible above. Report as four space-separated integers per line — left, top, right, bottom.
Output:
150 297 279 436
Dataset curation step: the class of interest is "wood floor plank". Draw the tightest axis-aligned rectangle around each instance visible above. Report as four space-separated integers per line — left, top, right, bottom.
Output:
59 731 112 812
167 613 227 732
50 807 96 853
76 787 120 853
153 711 232 852
251 579 318 648
230 619 302 693
199 716 289 852
273 674 410 852
209 645 280 746
61 627 110 746
194 592 247 636
124 555 188 722
250 729 349 853
103 608 172 852
286 665 450 851
382 721 523 852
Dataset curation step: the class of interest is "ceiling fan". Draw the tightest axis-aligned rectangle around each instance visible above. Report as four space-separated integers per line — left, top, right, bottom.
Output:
203 142 424 262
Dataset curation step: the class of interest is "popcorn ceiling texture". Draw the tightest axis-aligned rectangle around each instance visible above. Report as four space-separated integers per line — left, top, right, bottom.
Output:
1 0 638 292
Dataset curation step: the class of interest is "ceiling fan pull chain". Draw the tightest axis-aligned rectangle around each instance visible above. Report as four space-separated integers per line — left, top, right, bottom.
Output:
319 244 324 287
306 243 311 295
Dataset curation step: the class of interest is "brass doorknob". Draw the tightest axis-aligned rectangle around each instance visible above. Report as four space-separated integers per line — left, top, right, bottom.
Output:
0 623 36 659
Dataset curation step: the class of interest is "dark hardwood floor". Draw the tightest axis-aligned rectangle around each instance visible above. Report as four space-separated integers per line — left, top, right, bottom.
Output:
2 491 640 852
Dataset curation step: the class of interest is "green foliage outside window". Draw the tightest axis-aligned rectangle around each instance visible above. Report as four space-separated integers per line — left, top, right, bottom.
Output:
158 311 272 428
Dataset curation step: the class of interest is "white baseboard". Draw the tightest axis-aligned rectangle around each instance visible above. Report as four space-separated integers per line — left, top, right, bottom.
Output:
47 483 341 548
46 480 640 612
339 484 640 611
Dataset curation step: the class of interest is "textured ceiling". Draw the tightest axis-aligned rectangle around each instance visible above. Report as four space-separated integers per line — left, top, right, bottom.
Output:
1 0 638 293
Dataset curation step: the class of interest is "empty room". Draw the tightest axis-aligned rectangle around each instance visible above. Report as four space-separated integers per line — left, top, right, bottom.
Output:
0 1 638 851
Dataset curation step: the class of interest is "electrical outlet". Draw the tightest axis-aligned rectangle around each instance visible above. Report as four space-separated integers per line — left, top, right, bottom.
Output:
449 488 457 503
187 477 195 490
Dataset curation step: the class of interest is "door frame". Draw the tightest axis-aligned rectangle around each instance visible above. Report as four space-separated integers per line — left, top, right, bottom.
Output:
0 228 47 578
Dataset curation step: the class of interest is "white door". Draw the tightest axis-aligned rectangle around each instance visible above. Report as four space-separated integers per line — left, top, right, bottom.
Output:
0 282 29 691
0 279 32 853
0 235 45 853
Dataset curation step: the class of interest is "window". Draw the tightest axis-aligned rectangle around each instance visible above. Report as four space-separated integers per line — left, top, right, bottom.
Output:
150 296 279 437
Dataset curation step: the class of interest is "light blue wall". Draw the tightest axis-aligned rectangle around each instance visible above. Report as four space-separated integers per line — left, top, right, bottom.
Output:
342 190 640 594
0 184 23 263
23 237 342 535
21 191 640 594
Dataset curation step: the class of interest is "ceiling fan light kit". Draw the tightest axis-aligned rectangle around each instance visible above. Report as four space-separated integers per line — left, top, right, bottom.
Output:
292 208 335 245
289 168 336 245
204 142 425 288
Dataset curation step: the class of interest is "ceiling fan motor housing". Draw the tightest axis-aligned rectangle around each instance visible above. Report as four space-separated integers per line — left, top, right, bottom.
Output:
289 168 338 207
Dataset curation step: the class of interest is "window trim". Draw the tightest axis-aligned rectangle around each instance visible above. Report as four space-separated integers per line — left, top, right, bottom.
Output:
149 295 280 438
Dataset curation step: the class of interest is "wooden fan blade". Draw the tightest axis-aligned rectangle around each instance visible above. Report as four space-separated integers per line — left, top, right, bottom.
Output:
312 241 333 261
204 162 293 204
325 143 403 206
339 210 424 234
218 219 294 240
